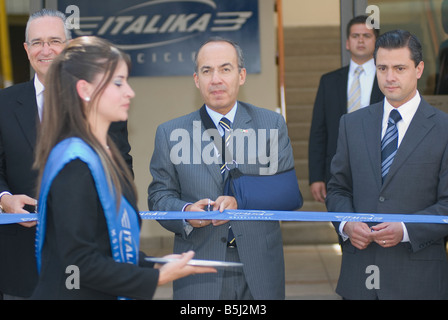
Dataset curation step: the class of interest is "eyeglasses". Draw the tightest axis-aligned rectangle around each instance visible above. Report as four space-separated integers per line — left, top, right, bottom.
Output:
27 39 67 49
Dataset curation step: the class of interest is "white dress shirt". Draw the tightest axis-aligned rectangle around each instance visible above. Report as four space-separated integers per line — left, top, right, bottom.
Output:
34 76 45 121
347 58 376 109
205 102 238 136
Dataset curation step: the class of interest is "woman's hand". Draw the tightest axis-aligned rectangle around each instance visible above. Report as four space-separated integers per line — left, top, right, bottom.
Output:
156 251 217 286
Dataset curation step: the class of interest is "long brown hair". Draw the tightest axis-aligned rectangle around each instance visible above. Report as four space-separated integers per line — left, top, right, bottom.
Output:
34 36 136 206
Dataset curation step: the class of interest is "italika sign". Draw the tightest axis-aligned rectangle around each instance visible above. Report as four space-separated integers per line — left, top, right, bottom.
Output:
57 0 261 77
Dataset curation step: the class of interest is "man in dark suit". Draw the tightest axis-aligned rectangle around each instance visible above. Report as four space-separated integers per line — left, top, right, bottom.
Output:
308 15 383 203
0 9 132 299
326 30 448 299
148 38 298 299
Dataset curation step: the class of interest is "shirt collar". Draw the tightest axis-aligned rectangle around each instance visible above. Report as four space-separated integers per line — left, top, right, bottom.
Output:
383 90 421 125
34 75 45 96
349 58 375 76
205 101 238 128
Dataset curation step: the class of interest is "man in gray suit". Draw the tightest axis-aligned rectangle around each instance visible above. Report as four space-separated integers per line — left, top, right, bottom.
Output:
326 30 448 299
148 38 296 299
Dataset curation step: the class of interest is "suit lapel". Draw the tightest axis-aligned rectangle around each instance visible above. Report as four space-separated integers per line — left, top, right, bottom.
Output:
195 103 254 184
232 102 254 168
382 99 435 188
370 76 384 104
362 102 384 189
13 80 39 150
196 107 223 186
338 67 349 115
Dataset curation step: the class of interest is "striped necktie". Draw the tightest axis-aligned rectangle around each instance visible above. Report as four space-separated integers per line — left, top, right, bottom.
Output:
347 66 364 113
219 117 232 175
219 117 236 247
381 109 402 183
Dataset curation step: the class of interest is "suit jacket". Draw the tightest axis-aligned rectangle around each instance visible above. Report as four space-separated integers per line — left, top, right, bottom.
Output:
0 79 132 297
148 101 296 299
309 66 384 185
326 98 448 299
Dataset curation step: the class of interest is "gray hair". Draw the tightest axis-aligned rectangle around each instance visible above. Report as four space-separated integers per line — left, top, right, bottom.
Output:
194 37 245 73
25 9 72 43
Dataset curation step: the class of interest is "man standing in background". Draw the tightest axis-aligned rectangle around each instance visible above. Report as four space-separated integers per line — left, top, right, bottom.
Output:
308 15 383 203
0 9 132 299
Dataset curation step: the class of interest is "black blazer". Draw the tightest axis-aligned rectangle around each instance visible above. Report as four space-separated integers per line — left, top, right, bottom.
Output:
308 66 384 185
31 160 158 299
0 80 133 297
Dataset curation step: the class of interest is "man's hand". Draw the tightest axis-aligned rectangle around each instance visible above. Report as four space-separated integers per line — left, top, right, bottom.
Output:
0 194 37 227
156 251 217 285
370 222 404 248
310 181 326 203
210 195 237 226
185 196 238 228
185 198 214 228
343 221 373 250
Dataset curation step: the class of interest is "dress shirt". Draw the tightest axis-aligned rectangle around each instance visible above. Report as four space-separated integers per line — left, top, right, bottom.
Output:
34 76 44 121
347 58 376 109
205 102 238 136
381 91 420 147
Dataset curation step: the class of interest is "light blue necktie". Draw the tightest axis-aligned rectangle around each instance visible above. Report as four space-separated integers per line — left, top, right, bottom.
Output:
381 109 402 182
347 66 363 113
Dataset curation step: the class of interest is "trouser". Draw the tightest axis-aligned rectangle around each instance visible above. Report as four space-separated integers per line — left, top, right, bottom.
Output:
220 246 253 300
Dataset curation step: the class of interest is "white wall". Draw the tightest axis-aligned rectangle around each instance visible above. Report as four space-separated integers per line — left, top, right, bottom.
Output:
282 0 340 27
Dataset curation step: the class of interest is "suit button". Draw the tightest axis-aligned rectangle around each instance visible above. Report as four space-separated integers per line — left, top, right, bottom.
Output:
379 196 385 202
220 237 227 243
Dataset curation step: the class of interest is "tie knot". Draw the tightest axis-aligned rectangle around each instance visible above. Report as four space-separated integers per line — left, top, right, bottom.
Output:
354 66 364 76
219 117 232 131
389 109 402 124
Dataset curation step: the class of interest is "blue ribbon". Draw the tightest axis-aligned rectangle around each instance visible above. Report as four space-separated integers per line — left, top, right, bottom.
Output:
3 210 448 225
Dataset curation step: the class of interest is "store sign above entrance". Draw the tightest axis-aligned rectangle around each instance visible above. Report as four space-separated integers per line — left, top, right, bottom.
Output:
57 0 261 77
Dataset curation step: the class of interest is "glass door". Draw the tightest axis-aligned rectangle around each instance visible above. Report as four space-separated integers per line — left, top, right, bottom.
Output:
367 0 448 111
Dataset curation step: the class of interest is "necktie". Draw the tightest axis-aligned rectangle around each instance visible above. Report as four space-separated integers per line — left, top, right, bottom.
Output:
218 117 236 247
219 117 232 174
347 66 364 113
381 109 402 182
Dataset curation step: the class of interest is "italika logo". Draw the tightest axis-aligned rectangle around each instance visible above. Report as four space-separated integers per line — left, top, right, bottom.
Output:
71 0 254 50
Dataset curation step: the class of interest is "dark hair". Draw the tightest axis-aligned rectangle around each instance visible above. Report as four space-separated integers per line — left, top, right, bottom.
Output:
374 29 423 67
346 15 379 38
34 36 135 205
194 37 244 73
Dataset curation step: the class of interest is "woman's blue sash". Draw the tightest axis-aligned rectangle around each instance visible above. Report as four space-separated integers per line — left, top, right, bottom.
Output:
35 138 140 274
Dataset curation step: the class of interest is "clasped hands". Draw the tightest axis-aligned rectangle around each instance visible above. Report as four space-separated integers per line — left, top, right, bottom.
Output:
343 221 404 250
185 196 237 228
